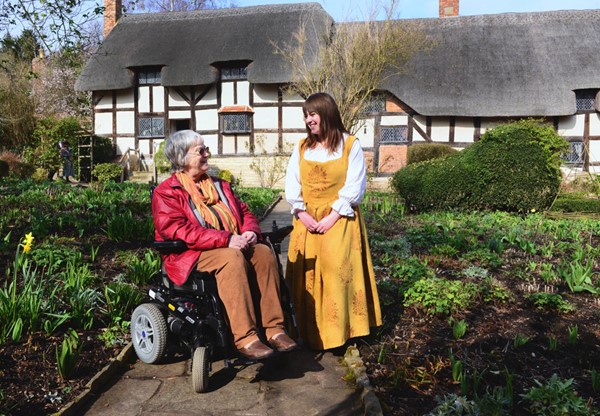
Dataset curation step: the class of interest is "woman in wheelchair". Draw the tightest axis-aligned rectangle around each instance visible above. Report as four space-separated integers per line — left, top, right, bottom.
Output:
151 129 297 361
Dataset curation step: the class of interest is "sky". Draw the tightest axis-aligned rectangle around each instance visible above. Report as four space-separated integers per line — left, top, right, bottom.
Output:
234 0 600 21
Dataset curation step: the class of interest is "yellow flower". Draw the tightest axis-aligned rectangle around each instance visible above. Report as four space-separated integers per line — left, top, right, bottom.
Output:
20 232 34 253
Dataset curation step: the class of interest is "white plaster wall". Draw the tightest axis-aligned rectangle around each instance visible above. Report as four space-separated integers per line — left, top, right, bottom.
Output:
237 81 250 105
253 84 278 103
590 141 600 164
168 89 189 107
254 107 278 129
153 86 165 112
116 90 134 109
454 119 475 142
358 118 375 148
95 113 113 135
381 115 408 126
201 86 218 104
431 118 450 142
116 137 135 156
283 133 304 151
169 110 191 119
412 116 428 142
138 140 151 156
222 135 236 154
283 107 305 129
138 87 150 113
116 111 135 134
221 83 235 106
589 113 600 136
254 133 279 153
202 134 218 152
196 109 218 131
558 114 584 136
95 93 113 110
282 91 304 102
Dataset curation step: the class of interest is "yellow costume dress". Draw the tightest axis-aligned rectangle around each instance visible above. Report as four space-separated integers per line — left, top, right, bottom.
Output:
286 136 382 350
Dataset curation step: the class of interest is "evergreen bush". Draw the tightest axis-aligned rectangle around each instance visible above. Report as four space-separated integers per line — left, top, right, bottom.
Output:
407 143 458 165
391 119 569 213
92 163 123 183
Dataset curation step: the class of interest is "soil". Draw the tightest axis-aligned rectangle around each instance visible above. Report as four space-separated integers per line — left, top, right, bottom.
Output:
1 226 599 415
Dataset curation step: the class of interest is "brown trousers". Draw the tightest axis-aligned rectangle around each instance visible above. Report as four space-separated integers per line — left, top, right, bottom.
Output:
196 243 285 349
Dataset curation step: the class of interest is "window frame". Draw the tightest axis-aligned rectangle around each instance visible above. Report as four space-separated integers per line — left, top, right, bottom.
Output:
220 112 252 134
380 126 409 144
138 67 162 86
575 89 597 113
138 116 165 138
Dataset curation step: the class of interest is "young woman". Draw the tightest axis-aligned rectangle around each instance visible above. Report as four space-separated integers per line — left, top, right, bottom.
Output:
285 93 382 350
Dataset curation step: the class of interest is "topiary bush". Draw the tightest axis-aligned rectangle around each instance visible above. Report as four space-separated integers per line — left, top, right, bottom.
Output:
92 163 123 183
152 140 170 173
407 143 458 165
391 119 569 213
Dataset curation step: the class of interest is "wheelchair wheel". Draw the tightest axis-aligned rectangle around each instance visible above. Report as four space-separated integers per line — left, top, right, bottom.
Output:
191 346 210 393
131 303 168 364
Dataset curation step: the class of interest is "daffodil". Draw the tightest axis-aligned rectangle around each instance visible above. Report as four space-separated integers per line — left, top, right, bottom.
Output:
19 232 34 253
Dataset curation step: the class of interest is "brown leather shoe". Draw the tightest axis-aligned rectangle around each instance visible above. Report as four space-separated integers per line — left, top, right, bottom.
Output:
238 340 275 360
268 333 298 352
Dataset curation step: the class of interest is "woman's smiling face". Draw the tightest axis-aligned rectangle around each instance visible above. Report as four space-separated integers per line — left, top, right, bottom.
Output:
305 111 321 136
184 141 211 177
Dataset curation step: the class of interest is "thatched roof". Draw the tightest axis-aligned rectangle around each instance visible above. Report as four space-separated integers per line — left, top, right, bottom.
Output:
75 2 332 91
376 9 600 117
77 3 600 118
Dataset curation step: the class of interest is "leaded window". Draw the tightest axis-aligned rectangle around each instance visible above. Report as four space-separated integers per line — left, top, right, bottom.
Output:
575 90 596 111
363 93 386 113
138 68 161 85
563 142 583 164
221 113 251 134
221 66 248 80
381 126 408 143
139 117 164 137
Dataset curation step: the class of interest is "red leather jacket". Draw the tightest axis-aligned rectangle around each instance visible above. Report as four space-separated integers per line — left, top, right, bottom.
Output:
152 174 261 285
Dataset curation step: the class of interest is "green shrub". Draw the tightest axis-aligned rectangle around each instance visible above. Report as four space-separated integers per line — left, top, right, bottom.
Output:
551 194 600 213
153 140 170 173
407 143 458 165
218 169 236 184
0 160 8 178
403 277 480 316
391 119 569 213
92 163 123 183
521 374 598 416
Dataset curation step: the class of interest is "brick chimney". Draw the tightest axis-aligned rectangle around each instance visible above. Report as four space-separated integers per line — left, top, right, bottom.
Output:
104 0 122 38
439 0 459 18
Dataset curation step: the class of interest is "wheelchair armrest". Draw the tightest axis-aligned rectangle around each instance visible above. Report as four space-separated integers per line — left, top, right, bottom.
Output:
262 225 293 245
153 240 188 254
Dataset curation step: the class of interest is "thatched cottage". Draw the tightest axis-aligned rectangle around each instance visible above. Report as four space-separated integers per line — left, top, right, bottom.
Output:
75 0 600 185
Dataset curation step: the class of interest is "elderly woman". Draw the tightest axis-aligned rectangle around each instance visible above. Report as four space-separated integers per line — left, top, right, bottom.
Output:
152 129 297 360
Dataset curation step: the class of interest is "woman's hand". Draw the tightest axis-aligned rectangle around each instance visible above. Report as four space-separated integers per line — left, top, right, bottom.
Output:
229 234 250 250
315 210 341 234
297 210 318 233
241 231 258 246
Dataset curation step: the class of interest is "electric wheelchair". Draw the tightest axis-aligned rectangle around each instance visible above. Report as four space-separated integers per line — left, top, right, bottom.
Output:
130 222 296 393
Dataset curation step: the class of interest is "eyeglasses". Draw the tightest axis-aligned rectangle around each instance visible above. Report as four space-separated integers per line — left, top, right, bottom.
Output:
190 146 210 156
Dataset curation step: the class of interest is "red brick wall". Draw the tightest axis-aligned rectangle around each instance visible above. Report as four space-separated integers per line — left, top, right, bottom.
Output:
104 0 122 38
439 0 459 17
378 145 407 173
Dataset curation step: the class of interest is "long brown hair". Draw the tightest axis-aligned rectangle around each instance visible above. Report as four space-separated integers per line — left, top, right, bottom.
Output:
302 92 348 153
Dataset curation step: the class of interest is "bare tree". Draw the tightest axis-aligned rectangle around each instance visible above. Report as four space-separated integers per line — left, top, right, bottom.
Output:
274 1 431 133
129 0 236 13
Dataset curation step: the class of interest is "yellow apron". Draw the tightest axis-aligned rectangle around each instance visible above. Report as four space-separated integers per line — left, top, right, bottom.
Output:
286 135 382 350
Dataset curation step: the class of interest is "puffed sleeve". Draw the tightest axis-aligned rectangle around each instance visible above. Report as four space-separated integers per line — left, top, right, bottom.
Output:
284 142 305 214
331 138 366 217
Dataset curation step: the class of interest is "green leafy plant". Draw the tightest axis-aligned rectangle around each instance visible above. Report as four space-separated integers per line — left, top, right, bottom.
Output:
449 317 468 340
102 282 143 325
514 333 530 348
548 336 558 351
590 369 600 393
92 163 122 183
568 325 578 345
526 292 574 313
404 277 479 316
559 260 598 294
424 394 480 416
521 374 598 416
56 328 81 380
125 249 160 285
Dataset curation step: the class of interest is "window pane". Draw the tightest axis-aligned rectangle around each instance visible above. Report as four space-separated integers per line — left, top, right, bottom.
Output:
363 94 386 113
563 142 583 164
221 66 248 80
221 113 250 133
381 127 408 143
139 117 164 137
576 90 596 111
138 69 161 85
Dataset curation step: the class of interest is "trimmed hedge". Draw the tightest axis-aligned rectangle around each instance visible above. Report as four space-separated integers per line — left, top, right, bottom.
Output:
391 119 569 213
551 194 600 213
407 143 458 165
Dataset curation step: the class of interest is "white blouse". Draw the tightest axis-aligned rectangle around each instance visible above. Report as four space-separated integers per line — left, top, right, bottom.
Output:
285 134 367 217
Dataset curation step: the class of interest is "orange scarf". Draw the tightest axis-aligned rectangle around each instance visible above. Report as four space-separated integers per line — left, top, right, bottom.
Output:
176 172 239 234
